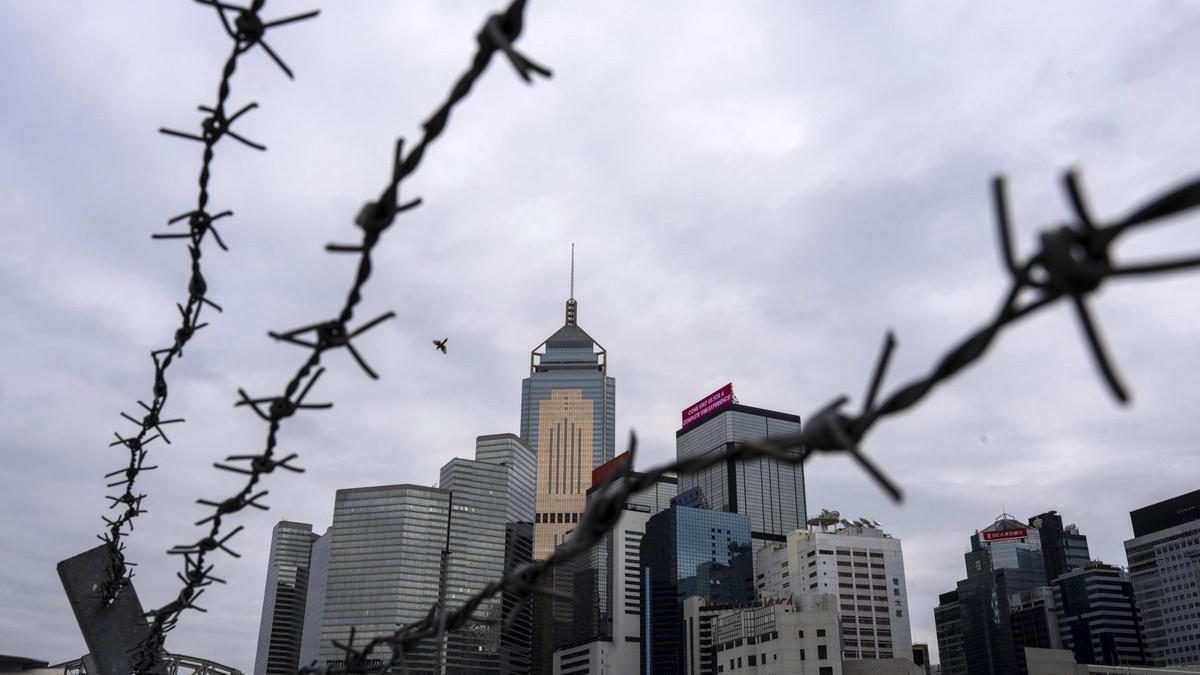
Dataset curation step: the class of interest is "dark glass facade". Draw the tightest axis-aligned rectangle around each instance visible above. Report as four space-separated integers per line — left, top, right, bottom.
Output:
1028 511 1091 581
933 590 966 675
641 506 754 675
674 404 804 555
1130 488 1200 538
946 517 1048 675
1008 587 1058 675
1054 563 1148 666
501 522 534 674
254 521 319 675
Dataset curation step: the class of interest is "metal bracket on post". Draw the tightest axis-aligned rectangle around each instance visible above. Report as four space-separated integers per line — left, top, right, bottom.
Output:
58 545 164 675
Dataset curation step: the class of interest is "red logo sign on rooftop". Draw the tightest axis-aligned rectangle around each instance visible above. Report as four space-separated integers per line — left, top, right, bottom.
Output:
681 383 734 430
982 527 1028 542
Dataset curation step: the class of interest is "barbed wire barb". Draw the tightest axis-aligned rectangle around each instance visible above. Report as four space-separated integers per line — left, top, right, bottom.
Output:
89 0 318 612
130 2 548 669
288 167 1200 674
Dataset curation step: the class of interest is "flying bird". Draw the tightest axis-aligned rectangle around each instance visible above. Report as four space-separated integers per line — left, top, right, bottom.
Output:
433 338 448 354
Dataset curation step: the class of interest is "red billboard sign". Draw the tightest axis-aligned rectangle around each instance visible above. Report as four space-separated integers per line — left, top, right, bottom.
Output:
982 527 1028 542
681 383 734 429
592 451 631 488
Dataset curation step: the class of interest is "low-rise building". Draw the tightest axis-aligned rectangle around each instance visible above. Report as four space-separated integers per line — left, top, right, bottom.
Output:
710 594 843 675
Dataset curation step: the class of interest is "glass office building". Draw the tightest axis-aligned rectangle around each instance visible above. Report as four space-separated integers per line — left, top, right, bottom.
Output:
439 435 536 674
317 484 451 672
475 433 537 524
675 403 805 556
298 529 330 667
521 294 616 560
641 504 754 675
1028 510 1091 581
955 515 1049 675
253 521 320 675
548 464 678 673
306 435 535 673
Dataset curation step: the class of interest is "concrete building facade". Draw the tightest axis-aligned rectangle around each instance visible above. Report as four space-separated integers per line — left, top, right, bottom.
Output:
757 520 913 662
709 594 844 675
1123 489 1200 667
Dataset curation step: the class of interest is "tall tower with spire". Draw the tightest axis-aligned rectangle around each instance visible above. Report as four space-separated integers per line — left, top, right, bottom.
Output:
520 245 616 560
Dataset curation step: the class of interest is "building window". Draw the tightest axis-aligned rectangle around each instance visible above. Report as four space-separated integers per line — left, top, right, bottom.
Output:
818 645 828 660
816 629 826 637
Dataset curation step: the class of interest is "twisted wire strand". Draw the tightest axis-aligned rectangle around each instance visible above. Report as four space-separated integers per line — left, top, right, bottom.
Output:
103 0 1200 670
98 0 318 607
303 170 1200 673
129 1 550 671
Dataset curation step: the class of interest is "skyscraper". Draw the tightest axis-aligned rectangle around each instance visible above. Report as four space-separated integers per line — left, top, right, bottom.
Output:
953 515 1049 675
521 267 616 560
305 436 535 673
1053 562 1148 666
757 516 913 662
933 590 966 675
253 521 320 675
439 434 537 673
298 529 330 668
547 453 678 674
641 502 755 674
1028 511 1091 581
317 484 452 671
1123 488 1200 667
674 387 805 557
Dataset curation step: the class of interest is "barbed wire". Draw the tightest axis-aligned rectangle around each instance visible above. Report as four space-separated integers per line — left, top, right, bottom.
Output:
128 1 551 672
96 0 1200 672
299 170 1200 673
96 0 318 608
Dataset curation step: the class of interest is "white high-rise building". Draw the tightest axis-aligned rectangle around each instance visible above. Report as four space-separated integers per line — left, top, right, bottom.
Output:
1123 489 1200 667
757 513 912 662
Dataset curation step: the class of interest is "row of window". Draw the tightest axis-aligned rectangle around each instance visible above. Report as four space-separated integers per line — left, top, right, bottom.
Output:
535 511 579 524
717 647 833 672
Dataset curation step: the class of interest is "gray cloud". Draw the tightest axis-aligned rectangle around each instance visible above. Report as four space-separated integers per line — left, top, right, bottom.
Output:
3 1 1200 669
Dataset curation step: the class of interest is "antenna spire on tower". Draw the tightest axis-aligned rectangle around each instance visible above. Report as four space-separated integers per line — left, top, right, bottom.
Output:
565 243 578 326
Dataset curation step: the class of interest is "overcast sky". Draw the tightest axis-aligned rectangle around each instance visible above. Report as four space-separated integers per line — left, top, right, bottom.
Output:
3 1 1200 670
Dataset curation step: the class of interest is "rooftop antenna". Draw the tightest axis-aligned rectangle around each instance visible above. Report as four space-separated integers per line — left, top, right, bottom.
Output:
565 243 578 325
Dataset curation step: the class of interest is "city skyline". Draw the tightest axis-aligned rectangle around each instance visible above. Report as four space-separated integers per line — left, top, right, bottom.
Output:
3 2 1200 672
